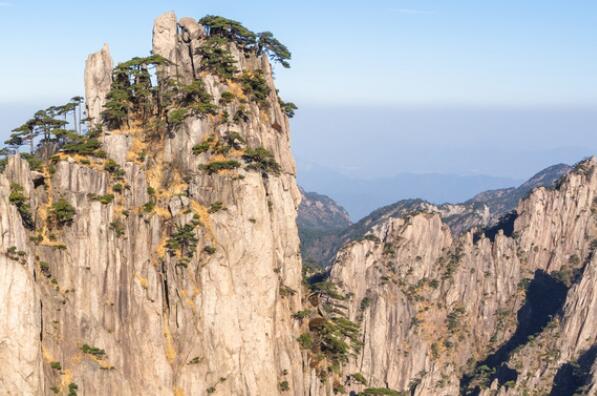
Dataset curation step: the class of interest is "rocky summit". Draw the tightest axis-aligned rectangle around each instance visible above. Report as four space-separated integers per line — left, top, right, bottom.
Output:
0 11 596 396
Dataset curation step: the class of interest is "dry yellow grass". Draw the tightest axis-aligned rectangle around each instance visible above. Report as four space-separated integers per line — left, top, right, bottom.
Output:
174 387 186 396
226 81 247 100
163 317 177 363
136 273 149 290
190 200 215 241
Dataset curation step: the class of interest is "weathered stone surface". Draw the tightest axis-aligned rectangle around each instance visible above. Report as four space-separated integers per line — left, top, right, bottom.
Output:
84 43 112 125
153 11 178 78
328 157 597 395
2 11 596 396
1 13 305 396
178 17 203 41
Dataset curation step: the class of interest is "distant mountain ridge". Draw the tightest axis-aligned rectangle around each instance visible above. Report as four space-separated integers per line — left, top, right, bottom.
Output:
297 163 572 266
298 189 352 266
297 165 522 220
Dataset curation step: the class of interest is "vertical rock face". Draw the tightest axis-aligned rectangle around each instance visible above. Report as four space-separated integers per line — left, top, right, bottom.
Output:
1 12 304 396
0 156 43 395
328 158 597 395
3 11 597 396
84 43 112 125
152 11 179 79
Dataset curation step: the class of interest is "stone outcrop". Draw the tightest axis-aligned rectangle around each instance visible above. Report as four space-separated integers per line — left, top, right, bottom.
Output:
2 10 596 396
297 188 352 266
311 163 572 267
84 43 112 125
2 12 304 396
328 158 597 395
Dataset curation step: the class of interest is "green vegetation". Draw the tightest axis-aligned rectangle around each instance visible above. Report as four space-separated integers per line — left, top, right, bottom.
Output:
199 15 292 67
350 372 368 386
278 380 289 392
240 71 271 106
167 217 201 260
101 53 219 133
81 343 106 358
359 388 403 396
104 159 125 177
208 201 225 213
292 309 312 320
279 285 297 297
110 220 125 237
95 194 115 205
50 361 62 370
360 297 371 311
68 383 78 396
196 36 239 79
21 153 44 171
279 99 298 118
177 79 218 116
102 55 171 129
188 356 202 364
219 91 235 104
242 147 280 174
39 261 51 277
143 201 156 213
297 274 363 381
297 333 313 349
2 97 99 168
199 15 257 49
203 245 216 255
51 198 76 226
167 108 188 127
192 141 211 155
257 31 291 68
447 306 465 332
9 183 34 229
199 160 241 174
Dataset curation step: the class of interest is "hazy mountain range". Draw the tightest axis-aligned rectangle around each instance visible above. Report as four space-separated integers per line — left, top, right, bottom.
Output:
297 164 523 220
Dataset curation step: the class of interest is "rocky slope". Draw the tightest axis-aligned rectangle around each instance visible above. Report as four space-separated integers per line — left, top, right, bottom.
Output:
1 11 595 396
1 12 305 396
327 157 597 395
312 163 572 266
297 188 351 266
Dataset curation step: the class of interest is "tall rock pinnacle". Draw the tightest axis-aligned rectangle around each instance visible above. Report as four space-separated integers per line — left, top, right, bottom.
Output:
84 43 112 126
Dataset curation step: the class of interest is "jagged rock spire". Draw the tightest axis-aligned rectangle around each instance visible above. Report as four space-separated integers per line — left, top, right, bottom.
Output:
152 11 178 78
84 43 112 126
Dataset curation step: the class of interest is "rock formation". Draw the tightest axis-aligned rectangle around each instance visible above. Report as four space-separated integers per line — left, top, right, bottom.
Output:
84 43 112 125
297 188 352 267
308 163 572 267
328 158 597 395
1 12 304 396
1 10 595 396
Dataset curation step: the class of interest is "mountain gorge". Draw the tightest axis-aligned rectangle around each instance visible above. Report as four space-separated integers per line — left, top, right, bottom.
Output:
298 163 572 267
0 11 595 396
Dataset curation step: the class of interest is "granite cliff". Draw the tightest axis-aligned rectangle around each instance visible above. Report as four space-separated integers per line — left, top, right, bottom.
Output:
0 11 595 396
1 12 304 396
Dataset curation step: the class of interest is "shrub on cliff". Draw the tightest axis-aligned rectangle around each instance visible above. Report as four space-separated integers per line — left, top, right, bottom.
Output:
196 36 239 79
240 71 271 107
199 15 292 68
242 147 280 174
257 31 291 68
167 221 199 258
51 198 76 226
199 15 257 49
199 160 241 174
278 99 298 118
9 183 35 229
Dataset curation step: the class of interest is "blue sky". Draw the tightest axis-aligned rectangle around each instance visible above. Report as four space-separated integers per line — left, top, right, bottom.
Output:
1 1 596 190
1 0 596 106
